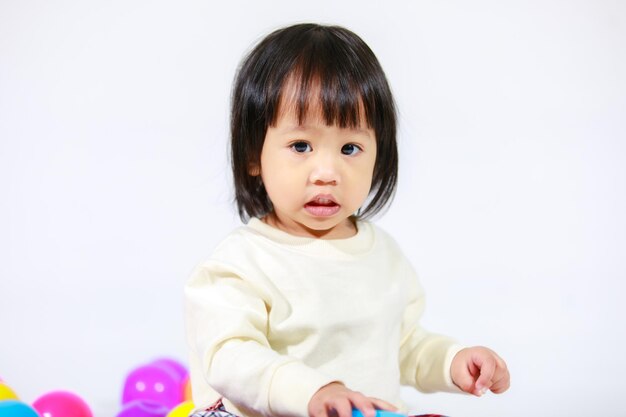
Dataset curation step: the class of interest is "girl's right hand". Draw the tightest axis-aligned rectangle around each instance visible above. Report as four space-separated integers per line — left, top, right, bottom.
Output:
308 382 398 417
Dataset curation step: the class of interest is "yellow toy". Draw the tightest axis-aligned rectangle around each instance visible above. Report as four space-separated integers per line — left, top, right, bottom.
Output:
0 382 18 400
166 401 194 417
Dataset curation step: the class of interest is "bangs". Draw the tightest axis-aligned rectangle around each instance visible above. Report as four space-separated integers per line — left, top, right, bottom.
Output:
271 63 372 130
262 27 383 130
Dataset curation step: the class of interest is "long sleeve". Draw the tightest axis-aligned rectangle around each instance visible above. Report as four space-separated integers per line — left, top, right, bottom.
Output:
185 261 336 417
186 219 463 417
398 271 465 393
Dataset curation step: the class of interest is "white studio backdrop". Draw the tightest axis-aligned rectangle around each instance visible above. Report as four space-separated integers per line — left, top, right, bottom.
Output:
1 1 625 416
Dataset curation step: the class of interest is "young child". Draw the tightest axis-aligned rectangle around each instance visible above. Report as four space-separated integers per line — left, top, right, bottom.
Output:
185 23 510 417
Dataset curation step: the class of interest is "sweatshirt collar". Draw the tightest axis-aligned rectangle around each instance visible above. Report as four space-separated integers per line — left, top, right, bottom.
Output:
246 217 375 256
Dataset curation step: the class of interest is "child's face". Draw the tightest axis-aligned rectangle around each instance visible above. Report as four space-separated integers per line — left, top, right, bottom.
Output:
255 98 376 239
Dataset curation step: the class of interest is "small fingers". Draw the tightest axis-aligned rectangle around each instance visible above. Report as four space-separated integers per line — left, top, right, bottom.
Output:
489 364 511 394
348 393 398 417
474 355 497 395
369 398 398 412
310 403 330 417
308 384 399 417
490 378 510 394
350 394 377 417
332 397 354 417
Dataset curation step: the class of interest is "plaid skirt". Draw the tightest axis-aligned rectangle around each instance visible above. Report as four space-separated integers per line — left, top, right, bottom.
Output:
189 398 448 417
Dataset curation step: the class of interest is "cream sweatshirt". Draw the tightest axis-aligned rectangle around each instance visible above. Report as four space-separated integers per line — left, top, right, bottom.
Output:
185 218 463 417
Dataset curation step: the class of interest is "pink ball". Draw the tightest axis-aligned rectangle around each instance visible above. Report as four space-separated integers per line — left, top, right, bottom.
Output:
117 400 169 417
122 363 183 409
33 390 93 417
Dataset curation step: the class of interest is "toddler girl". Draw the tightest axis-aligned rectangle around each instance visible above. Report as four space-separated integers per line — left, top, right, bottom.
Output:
185 23 510 417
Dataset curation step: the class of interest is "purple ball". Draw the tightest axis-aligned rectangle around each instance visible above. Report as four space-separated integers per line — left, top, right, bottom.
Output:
116 400 169 417
149 358 188 383
122 363 183 409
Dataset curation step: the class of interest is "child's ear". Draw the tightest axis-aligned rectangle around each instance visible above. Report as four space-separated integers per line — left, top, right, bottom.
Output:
248 163 261 176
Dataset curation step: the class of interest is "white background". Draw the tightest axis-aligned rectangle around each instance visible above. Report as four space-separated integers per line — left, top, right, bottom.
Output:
1 1 625 416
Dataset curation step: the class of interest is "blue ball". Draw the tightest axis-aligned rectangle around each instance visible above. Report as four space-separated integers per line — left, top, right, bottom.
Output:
352 410 407 417
0 400 40 417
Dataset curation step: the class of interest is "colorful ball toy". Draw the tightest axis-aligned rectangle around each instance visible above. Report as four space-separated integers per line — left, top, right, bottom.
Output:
32 390 93 417
0 400 40 417
166 401 194 417
117 400 170 417
122 358 187 409
352 411 408 417
0 382 19 400
150 359 187 382
182 375 192 401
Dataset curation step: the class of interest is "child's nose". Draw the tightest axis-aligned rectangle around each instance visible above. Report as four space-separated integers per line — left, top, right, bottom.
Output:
309 153 340 185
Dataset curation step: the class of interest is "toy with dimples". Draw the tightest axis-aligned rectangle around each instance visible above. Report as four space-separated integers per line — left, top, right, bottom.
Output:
117 400 170 417
122 357 188 409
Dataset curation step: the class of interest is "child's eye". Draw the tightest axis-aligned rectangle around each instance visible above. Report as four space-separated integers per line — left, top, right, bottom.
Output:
290 141 312 153
341 143 362 156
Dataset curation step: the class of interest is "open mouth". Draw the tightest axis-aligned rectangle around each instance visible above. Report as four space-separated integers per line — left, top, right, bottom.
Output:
304 195 341 217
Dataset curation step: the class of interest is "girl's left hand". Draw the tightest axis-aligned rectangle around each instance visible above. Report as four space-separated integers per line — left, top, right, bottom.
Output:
450 346 510 396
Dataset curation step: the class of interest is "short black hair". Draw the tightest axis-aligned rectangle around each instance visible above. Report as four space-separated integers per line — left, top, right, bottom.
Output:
231 23 398 222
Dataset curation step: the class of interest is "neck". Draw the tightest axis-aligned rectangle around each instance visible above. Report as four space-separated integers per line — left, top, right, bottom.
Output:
261 213 358 239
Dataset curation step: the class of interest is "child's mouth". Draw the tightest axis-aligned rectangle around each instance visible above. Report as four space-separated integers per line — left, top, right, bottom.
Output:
304 196 341 217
